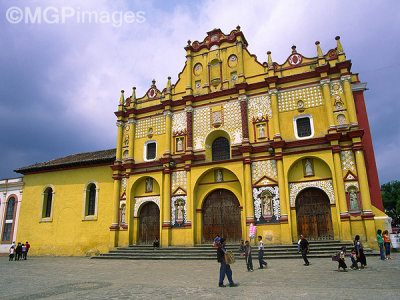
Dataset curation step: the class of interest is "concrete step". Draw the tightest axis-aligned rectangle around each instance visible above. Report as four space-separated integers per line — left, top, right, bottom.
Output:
92 241 376 260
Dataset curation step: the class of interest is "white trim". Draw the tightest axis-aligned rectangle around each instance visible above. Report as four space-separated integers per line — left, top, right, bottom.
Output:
143 140 157 161
40 185 55 222
293 114 314 140
82 181 99 220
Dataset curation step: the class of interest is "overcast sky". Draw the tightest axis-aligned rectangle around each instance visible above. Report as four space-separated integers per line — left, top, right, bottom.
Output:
0 0 399 184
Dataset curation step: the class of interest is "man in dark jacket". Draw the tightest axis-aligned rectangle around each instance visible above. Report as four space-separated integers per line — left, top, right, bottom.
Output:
15 242 22 261
299 235 310 266
217 238 237 287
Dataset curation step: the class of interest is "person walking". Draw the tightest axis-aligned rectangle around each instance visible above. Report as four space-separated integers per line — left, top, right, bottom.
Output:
377 229 385 260
382 230 391 260
15 242 22 261
217 238 237 287
9 246 15 261
299 234 310 266
354 235 367 269
244 240 253 272
21 243 27 260
257 236 268 269
25 241 31 260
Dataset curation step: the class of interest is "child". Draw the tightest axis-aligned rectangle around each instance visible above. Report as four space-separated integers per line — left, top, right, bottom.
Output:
350 248 358 270
9 246 15 261
297 238 301 253
383 230 391 260
244 240 253 271
338 246 347 272
214 235 221 248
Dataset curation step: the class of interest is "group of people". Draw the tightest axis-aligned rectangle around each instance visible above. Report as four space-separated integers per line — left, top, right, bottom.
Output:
216 235 268 287
9 241 30 261
336 229 393 272
216 229 394 286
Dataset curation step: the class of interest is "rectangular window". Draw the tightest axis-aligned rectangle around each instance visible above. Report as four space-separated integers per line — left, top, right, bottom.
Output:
2 223 12 242
146 142 156 160
296 117 311 137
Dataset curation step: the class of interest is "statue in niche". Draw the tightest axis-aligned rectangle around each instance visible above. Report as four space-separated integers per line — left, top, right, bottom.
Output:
349 188 359 210
216 169 223 182
258 124 265 138
261 191 273 217
305 159 313 176
175 200 184 221
120 205 126 223
177 138 183 152
145 178 153 193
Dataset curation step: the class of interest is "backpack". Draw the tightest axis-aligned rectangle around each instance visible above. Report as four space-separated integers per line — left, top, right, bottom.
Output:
331 252 340 261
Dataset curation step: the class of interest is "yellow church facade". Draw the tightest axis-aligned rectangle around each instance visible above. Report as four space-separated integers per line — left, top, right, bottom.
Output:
15 27 388 256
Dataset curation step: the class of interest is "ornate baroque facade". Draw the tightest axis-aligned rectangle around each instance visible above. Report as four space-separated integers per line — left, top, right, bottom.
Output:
15 28 388 255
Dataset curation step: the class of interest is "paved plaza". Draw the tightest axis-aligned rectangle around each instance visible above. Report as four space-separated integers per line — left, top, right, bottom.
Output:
1 252 399 299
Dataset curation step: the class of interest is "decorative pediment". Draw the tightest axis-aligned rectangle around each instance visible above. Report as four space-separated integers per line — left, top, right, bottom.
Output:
343 170 358 181
172 187 187 195
120 191 126 200
254 175 278 186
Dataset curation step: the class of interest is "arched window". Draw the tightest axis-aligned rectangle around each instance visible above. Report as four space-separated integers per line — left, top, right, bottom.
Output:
87 184 96 216
212 137 230 161
83 182 99 219
1 197 16 242
293 114 314 139
43 187 53 218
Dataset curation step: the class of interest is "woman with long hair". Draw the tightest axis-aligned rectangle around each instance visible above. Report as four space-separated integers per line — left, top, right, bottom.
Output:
354 235 367 269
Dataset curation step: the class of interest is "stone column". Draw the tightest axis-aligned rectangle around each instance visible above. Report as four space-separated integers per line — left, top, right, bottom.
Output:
110 175 121 247
269 89 281 139
354 147 375 242
127 118 136 160
320 79 336 130
164 111 172 154
161 168 171 247
341 75 358 127
276 153 291 244
115 121 124 162
244 161 254 224
332 147 352 241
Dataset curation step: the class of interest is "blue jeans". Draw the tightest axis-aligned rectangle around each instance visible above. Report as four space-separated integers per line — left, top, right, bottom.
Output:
219 261 234 286
258 250 267 268
379 242 385 260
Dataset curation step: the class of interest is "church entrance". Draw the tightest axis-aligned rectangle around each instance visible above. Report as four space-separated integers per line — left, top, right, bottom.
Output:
202 189 242 243
295 188 333 240
139 202 160 244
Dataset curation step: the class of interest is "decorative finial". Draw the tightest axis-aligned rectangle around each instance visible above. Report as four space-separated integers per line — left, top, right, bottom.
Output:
267 51 272 64
291 45 297 53
315 41 323 57
131 87 136 101
187 40 191 46
119 90 125 105
167 76 171 91
335 36 343 53
152 79 156 86
236 25 241 31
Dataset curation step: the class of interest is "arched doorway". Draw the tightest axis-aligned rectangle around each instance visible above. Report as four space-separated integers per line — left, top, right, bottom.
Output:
202 189 242 243
296 188 333 240
139 202 160 244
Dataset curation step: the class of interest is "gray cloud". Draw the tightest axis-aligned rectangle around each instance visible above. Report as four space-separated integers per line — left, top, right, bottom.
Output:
0 0 399 184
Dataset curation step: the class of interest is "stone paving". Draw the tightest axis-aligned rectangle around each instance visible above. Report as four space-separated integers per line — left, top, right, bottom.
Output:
1 252 399 299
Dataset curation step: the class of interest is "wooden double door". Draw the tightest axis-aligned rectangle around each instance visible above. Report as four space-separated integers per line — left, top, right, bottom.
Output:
139 202 160 244
296 188 333 240
202 189 242 243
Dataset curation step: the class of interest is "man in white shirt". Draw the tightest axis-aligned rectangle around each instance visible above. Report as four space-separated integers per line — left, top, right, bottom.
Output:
257 236 268 269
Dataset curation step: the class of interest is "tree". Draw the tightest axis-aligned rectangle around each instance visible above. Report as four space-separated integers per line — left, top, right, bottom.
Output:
381 181 400 226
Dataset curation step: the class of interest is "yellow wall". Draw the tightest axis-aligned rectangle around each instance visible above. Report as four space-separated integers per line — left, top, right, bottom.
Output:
17 165 114 256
